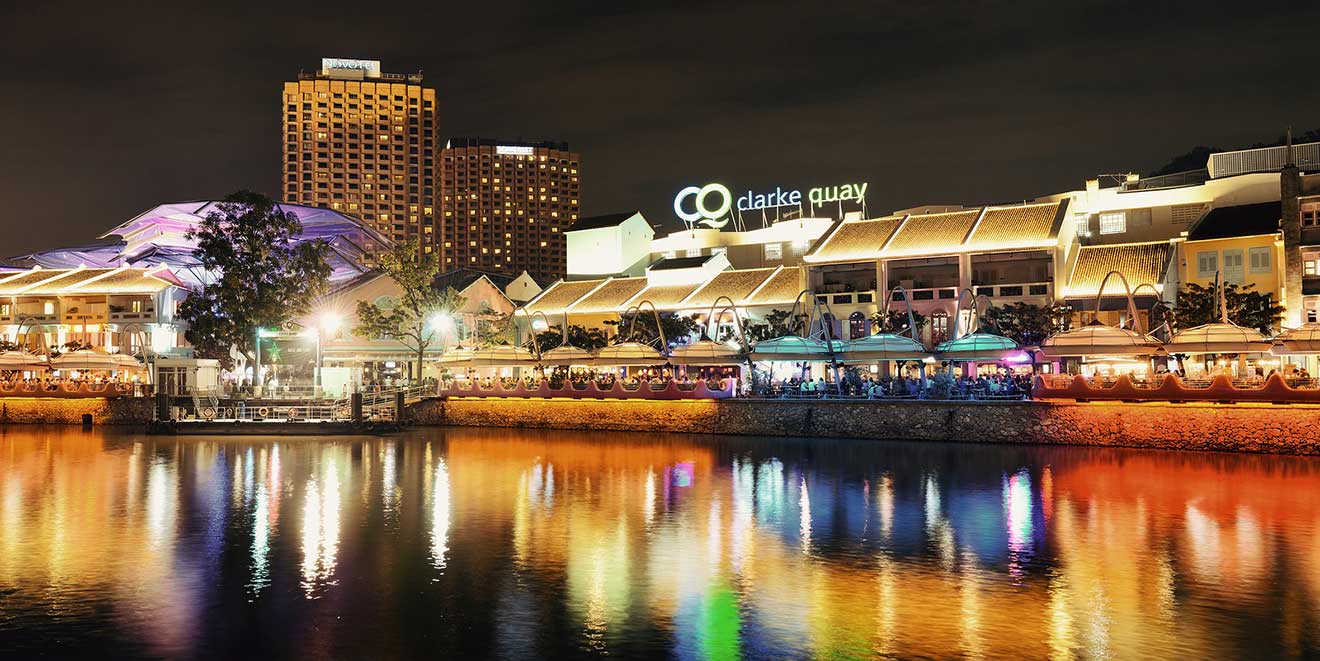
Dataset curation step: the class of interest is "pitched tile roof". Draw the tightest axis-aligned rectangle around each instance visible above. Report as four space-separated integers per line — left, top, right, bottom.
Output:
524 278 605 314
964 202 1062 250
804 216 904 264
1066 242 1173 298
744 266 803 306
881 210 981 257
0 267 181 296
567 277 648 314
626 283 703 310
681 268 777 310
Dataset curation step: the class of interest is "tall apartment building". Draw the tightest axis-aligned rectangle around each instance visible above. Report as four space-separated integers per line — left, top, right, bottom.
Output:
282 58 438 245
437 138 580 284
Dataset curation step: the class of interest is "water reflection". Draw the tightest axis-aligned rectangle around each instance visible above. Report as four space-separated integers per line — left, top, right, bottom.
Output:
4 427 1320 658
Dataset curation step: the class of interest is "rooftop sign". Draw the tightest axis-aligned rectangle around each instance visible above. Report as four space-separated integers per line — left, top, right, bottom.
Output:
496 145 536 156
320 58 382 78
674 180 868 230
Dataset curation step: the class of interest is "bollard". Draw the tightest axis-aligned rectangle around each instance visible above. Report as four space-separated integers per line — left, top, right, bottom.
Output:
394 390 405 422
81 413 93 427
155 392 170 421
350 392 363 423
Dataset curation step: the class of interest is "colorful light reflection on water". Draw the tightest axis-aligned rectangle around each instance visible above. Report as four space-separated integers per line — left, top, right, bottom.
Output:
3 427 1320 658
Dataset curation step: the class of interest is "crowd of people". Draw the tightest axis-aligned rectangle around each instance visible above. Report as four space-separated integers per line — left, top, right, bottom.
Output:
0 374 136 392
448 370 733 392
768 371 1032 400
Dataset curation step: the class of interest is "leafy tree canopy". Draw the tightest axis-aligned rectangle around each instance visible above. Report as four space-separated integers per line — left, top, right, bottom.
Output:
980 302 1071 346
1172 282 1284 334
354 238 465 379
607 311 700 347
527 324 610 353
177 191 331 370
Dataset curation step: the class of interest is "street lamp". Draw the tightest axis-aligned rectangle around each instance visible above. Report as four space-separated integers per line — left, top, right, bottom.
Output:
314 312 342 396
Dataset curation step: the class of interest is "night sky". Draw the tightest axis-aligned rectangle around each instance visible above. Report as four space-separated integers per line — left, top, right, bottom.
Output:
3 1 1318 257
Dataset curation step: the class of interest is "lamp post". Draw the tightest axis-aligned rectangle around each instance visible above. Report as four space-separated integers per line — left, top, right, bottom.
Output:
316 313 341 398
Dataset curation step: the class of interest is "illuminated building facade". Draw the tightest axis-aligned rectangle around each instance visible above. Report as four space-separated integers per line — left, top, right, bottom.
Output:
437 138 580 285
282 58 438 244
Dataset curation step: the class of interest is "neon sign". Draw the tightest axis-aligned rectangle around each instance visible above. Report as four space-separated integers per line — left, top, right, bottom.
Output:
673 183 733 229
674 181 868 230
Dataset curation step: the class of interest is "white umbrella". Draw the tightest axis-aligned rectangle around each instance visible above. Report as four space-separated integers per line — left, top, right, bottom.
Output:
593 342 667 366
749 336 844 362
538 345 596 366
50 350 119 371
1271 322 1320 355
1166 322 1271 354
935 331 1019 362
0 351 47 371
111 354 143 370
454 344 538 367
840 333 929 362
669 339 744 365
1040 322 1162 358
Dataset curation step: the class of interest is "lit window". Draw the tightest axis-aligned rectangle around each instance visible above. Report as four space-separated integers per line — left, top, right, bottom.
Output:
43 302 54 315
684 247 701 258
764 243 783 261
1098 212 1126 235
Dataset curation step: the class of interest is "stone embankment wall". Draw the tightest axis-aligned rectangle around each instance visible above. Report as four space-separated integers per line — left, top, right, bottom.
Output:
0 398 153 425
412 398 1320 455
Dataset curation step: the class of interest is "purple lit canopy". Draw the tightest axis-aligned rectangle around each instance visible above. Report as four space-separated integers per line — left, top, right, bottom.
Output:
5 201 390 287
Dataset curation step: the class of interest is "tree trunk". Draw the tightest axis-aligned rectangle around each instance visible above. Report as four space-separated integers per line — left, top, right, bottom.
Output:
416 343 425 386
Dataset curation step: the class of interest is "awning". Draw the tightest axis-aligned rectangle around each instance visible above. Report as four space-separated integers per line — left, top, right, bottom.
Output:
1040 321 1162 358
839 333 929 362
1167 323 1271 354
669 339 744 365
593 342 668 366
1271 322 1320 355
935 331 1019 361
538 345 596 366
749 336 844 362
0 351 47 371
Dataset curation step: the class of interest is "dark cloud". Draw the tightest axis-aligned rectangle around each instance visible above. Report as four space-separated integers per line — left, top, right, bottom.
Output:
2 0 1317 256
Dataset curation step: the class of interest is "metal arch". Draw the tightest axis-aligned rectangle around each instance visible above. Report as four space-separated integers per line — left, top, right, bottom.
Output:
704 295 750 350
950 288 992 341
118 322 155 384
621 299 669 351
783 289 844 395
14 316 51 356
522 310 557 360
1090 270 1144 333
881 286 920 339
1128 282 1168 337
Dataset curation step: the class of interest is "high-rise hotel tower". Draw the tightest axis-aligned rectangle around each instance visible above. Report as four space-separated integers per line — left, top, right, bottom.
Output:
437 138 580 283
282 58 438 245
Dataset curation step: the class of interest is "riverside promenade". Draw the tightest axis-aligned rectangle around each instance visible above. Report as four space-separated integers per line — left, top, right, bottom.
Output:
3 395 1317 456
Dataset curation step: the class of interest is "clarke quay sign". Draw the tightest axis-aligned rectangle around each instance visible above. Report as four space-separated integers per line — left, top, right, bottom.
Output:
674 181 868 229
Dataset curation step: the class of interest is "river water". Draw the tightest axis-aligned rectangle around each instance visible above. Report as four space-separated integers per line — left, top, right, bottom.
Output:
2 427 1320 659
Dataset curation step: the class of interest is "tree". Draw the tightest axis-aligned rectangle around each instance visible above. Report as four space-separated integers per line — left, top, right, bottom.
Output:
354 239 467 379
606 311 701 347
1173 282 1285 334
747 308 803 341
177 191 331 370
527 324 609 353
980 302 1066 345
870 309 927 337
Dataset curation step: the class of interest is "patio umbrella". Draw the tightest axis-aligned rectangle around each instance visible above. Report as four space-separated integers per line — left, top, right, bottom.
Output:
538 345 596 366
749 336 845 362
49 350 120 371
438 346 476 365
935 330 1019 362
111 354 143 370
458 344 539 367
668 339 744 365
593 342 667 366
1040 321 1162 358
840 333 929 362
1166 322 1271 354
1271 322 1320 355
0 351 47 371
